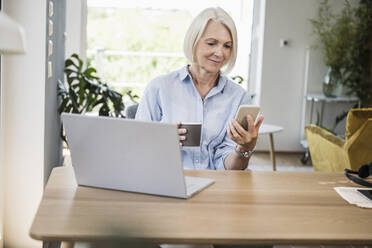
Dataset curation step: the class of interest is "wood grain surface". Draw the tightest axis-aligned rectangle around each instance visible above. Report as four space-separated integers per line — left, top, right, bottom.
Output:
29 166 372 246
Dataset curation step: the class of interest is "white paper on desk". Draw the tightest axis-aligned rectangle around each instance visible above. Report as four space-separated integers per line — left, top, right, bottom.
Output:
334 187 372 208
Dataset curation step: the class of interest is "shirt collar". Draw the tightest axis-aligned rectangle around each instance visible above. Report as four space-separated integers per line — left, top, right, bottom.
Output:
178 65 191 82
178 65 227 95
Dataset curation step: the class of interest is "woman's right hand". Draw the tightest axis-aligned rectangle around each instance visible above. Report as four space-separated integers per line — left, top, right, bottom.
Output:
177 122 187 146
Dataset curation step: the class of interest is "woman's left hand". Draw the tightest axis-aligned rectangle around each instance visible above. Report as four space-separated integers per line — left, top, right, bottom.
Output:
227 114 264 151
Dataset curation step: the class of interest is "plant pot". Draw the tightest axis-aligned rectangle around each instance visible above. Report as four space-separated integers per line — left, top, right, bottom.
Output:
323 67 343 97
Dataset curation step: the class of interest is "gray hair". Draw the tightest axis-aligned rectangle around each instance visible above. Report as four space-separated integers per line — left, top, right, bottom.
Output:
183 7 238 75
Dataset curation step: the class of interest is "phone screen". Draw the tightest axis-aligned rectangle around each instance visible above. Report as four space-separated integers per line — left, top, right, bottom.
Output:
235 105 260 130
357 189 372 201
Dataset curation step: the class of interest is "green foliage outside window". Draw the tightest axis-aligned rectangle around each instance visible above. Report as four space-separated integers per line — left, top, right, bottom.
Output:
91 55 187 84
87 7 191 97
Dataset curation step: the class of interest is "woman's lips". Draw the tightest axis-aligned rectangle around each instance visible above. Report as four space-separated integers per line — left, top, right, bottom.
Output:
208 59 221 64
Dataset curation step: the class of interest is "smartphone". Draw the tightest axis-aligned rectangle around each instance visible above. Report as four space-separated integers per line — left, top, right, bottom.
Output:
235 105 260 130
357 189 372 201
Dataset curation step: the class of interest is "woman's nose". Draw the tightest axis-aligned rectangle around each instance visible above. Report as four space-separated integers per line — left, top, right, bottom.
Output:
214 46 223 57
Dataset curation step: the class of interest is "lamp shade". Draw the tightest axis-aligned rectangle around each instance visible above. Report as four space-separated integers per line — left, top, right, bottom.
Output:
0 11 26 54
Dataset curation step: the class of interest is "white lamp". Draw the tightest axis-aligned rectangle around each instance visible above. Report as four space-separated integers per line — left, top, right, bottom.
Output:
0 11 26 54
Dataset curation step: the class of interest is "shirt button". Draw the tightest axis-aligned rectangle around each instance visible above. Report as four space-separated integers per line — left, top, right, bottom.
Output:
195 160 199 163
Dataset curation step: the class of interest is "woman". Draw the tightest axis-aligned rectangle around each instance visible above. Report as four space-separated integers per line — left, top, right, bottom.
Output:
135 7 264 170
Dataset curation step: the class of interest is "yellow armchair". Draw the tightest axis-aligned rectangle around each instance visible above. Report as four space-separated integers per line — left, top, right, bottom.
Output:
305 108 372 172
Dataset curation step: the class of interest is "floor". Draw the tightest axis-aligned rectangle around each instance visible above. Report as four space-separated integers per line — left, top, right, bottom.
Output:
249 151 313 172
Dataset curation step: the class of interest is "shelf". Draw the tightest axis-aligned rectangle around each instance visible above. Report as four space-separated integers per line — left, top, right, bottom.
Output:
306 93 359 103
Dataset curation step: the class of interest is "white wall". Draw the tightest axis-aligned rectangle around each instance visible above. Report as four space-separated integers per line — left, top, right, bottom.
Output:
254 0 357 151
1 0 46 247
256 0 318 151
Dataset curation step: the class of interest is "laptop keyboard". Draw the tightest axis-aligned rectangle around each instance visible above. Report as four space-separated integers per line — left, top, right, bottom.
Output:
184 176 214 197
185 177 200 193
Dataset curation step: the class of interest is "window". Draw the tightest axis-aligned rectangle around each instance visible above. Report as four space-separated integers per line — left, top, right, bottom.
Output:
87 0 254 98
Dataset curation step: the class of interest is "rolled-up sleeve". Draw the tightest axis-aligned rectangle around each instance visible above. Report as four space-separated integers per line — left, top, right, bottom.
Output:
212 91 252 170
135 81 162 122
212 133 236 170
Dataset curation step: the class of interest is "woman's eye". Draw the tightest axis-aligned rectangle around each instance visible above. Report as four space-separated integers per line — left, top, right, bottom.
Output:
224 45 232 49
207 43 215 46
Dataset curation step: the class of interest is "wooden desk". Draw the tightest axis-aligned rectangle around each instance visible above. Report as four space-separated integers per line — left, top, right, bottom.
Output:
30 166 372 246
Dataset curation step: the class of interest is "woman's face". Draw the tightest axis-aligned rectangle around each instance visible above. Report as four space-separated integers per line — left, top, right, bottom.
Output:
193 20 232 74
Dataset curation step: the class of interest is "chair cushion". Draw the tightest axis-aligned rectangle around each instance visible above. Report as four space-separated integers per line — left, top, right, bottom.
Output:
306 125 345 147
345 108 372 140
305 125 347 171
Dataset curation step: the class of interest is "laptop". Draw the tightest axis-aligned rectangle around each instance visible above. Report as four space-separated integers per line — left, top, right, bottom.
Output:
61 113 214 199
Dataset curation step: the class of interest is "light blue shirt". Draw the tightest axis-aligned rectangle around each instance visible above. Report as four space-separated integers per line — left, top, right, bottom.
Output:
135 66 251 170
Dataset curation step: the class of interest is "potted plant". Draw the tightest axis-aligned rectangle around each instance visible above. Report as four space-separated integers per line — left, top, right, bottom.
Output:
310 0 358 97
343 0 372 107
58 53 126 141
310 0 372 103
309 0 372 133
